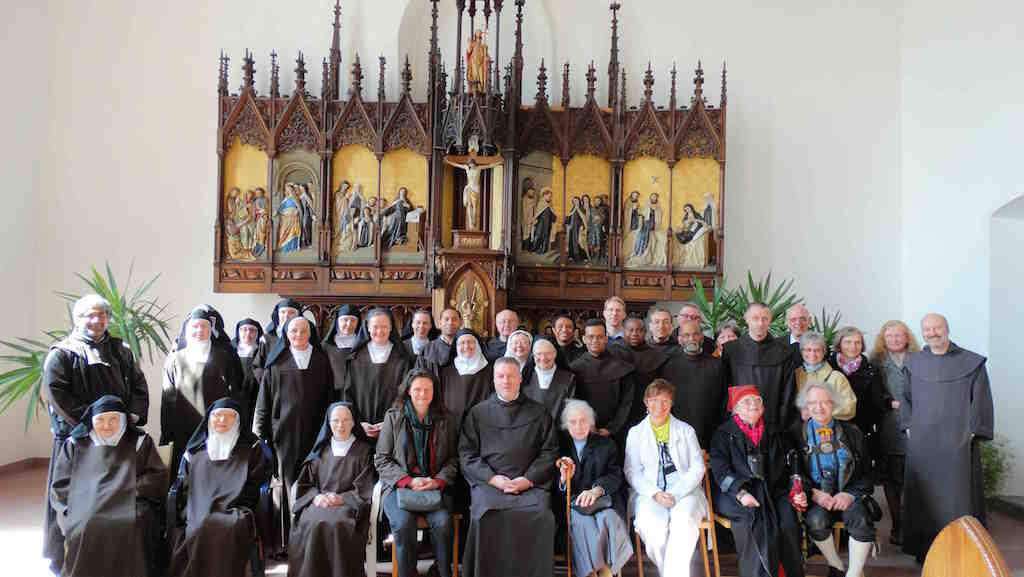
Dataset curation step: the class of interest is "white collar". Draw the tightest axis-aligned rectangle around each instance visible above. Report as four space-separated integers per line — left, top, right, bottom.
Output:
534 365 556 389
290 345 313 369
410 336 429 355
454 346 489 376
236 342 256 358
496 391 519 403
335 333 357 349
331 435 356 457
368 341 393 363
207 418 240 461
185 338 211 364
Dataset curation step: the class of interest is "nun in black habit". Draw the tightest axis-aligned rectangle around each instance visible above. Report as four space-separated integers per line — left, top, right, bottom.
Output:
521 336 577 423
342 308 416 439
232 317 264 414
50 395 167 577
169 398 269 577
322 305 362 395
458 357 559 577
172 303 232 351
427 330 493 432
161 306 245 483
288 402 375 577
251 298 304 384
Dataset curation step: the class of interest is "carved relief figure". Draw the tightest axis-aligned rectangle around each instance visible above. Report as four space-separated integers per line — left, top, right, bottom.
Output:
451 158 482 230
356 206 376 248
225 187 245 259
454 275 488 335
675 202 709 268
298 182 317 249
703 191 716 231
527 188 557 254
627 192 665 267
466 29 489 94
251 188 269 257
381 187 414 249
565 196 589 264
275 183 303 253
520 180 537 250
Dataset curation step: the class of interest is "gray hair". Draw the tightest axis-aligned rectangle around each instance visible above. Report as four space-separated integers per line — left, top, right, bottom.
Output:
799 331 826 350
560 399 597 431
532 338 556 355
714 319 740 338
72 294 112 319
794 381 841 409
831 326 864 351
677 301 702 316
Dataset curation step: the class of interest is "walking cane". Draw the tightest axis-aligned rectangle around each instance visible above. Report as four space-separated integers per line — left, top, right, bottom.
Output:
557 457 576 577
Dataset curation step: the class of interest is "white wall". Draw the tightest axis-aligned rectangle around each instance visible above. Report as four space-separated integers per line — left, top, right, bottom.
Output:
990 198 1024 493
0 0 1016 472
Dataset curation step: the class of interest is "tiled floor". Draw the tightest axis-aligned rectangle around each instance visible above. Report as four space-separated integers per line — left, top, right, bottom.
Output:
3 462 1021 577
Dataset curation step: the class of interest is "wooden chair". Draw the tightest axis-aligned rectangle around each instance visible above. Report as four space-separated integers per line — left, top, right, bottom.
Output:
633 451 718 577
386 513 463 577
922 515 1010 577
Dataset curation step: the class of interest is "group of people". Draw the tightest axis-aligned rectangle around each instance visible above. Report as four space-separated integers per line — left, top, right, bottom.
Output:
38 293 993 577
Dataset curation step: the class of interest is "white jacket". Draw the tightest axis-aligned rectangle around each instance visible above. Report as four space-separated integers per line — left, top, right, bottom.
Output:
624 415 706 505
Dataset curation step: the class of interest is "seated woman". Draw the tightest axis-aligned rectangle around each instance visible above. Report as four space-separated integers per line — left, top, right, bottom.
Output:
169 397 268 577
556 399 633 577
289 402 375 577
50 395 167 577
375 369 458 577
709 385 805 577
795 331 857 421
792 382 876 577
624 379 706 577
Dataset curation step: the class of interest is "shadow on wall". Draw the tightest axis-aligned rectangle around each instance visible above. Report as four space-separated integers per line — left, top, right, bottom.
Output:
989 194 1024 495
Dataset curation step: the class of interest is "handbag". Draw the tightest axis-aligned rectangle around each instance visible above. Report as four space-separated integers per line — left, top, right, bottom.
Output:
396 488 443 512
571 494 612 516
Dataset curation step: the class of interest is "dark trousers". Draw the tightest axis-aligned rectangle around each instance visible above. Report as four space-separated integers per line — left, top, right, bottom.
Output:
717 492 804 577
805 500 876 543
382 489 453 577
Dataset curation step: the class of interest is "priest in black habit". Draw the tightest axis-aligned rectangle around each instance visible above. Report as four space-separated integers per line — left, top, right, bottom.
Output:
169 398 269 577
41 294 150 573
322 305 361 396
670 303 717 356
254 316 335 552
552 310 586 365
458 357 559 577
402 308 437 357
251 298 303 384
289 402 375 577
342 308 416 439
50 395 167 577
721 303 799 432
902 313 994 562
570 319 636 447
610 316 669 427
233 317 264 416
647 307 681 356
420 307 462 367
484 308 521 361
521 336 577 423
161 306 245 481
659 320 728 448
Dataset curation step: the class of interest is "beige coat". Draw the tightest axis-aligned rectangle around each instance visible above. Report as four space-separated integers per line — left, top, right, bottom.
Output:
796 362 857 421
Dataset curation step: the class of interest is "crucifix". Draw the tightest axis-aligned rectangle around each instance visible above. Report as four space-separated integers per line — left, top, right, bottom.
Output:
445 151 503 231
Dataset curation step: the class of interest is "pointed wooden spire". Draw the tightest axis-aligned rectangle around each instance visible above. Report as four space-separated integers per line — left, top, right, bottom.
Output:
536 59 548 102
218 52 229 96
620 68 627 110
561 62 570 108
322 58 330 97
378 55 386 102
270 51 280 99
242 49 255 91
720 61 727 107
402 55 413 95
692 60 705 104
670 62 678 111
329 0 342 98
586 62 597 100
295 52 307 96
351 53 363 96
608 1 621 109
483 0 492 23
643 62 654 103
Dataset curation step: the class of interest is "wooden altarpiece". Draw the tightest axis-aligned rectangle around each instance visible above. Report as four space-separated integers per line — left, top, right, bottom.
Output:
213 0 727 336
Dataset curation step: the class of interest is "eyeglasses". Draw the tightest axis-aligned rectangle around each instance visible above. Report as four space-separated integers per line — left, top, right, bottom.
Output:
735 398 763 408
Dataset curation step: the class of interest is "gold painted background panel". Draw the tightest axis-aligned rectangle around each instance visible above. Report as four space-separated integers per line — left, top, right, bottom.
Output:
490 164 504 250
623 157 670 269
517 151 563 265
671 158 719 269
381 148 428 262
223 138 269 261
565 155 611 266
331 144 379 262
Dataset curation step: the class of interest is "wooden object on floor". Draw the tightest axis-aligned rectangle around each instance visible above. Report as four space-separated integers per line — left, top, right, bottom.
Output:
922 515 1010 577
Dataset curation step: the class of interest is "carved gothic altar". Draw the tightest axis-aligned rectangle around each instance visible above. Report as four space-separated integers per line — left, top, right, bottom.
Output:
213 0 727 336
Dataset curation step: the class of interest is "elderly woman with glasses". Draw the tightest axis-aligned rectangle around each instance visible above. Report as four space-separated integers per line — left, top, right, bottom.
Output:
795 331 857 422
709 385 805 577
791 382 877 577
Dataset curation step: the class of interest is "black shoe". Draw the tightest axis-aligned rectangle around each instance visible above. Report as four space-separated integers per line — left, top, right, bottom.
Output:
827 567 845 577
889 529 902 546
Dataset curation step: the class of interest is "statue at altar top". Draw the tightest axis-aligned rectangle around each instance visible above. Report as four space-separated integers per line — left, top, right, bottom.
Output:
466 29 489 94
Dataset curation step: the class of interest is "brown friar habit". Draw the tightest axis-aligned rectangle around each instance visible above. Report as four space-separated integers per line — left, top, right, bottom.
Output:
659 350 728 449
569 352 636 440
322 305 362 397
50 397 166 577
459 393 558 577
902 343 994 559
556 341 587 365
722 334 799 432
483 336 508 362
251 298 303 384
608 341 669 427
436 362 494 432
420 337 453 368
41 331 149 571
648 337 682 358
289 408 375 577
521 365 577 424
342 342 416 427
160 344 244 481
169 400 268 577
232 318 264 415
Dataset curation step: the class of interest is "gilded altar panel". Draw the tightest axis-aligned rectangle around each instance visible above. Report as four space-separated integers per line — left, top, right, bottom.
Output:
622 157 670 270
223 138 270 262
332 144 379 263
272 149 321 263
516 151 563 266
380 148 428 263
564 155 611 267
670 157 719 270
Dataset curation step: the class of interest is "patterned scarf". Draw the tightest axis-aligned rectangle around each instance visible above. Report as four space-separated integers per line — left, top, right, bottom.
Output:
733 414 764 446
404 400 433 476
837 354 862 376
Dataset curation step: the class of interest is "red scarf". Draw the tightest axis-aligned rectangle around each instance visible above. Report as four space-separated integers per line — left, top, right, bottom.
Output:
733 414 764 446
